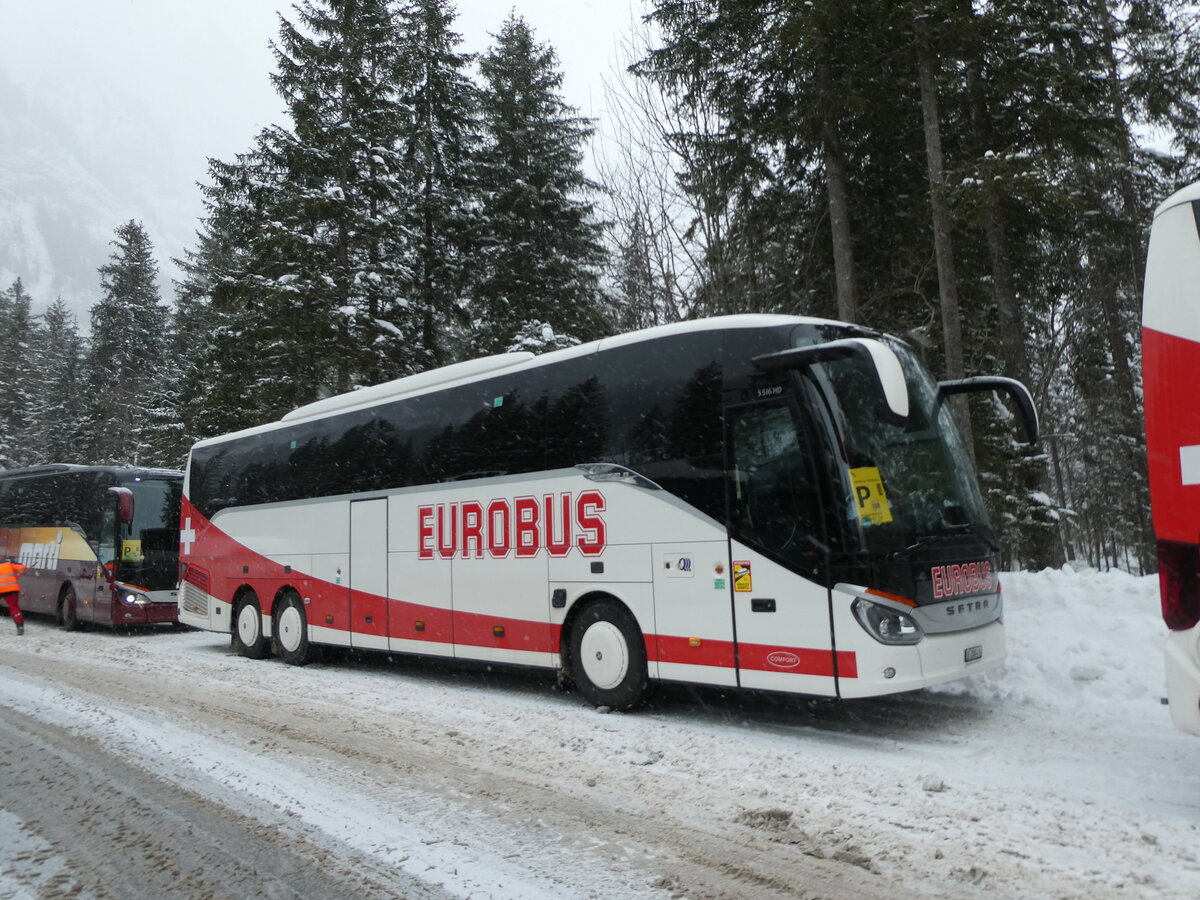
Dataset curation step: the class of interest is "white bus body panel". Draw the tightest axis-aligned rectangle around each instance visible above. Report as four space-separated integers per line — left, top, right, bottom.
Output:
727 542 839 697
1144 198 1200 343
179 469 1005 698
652 540 737 688
350 499 389 651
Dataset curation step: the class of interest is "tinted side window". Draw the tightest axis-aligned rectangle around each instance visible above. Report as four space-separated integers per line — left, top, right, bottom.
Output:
598 332 726 521
434 368 550 481
188 333 728 521
728 399 828 580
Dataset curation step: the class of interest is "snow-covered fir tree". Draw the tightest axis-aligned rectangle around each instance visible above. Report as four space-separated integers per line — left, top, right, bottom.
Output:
394 0 481 366
474 13 607 354
632 0 1200 569
85 220 170 465
22 297 87 465
206 0 418 419
168 212 248 447
0 278 38 467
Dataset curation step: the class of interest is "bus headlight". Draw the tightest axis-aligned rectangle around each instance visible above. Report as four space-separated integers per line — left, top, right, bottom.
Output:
852 598 923 645
121 589 152 607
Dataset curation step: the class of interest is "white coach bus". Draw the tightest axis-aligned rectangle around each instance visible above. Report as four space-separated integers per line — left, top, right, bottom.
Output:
1143 181 1200 735
178 315 1037 709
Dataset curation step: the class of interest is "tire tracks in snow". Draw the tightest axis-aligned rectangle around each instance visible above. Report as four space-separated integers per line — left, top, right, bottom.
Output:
3 642 897 900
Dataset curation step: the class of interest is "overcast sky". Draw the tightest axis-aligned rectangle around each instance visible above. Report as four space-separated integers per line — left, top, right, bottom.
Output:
0 1 644 312
1 0 641 181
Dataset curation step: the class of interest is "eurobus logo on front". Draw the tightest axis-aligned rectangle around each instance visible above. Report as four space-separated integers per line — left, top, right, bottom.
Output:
417 490 607 559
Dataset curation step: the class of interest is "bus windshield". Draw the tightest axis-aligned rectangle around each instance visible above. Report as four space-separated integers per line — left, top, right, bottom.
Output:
810 337 994 556
113 476 182 591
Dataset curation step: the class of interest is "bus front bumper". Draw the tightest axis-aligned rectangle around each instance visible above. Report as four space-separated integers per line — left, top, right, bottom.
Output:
838 620 1005 699
116 588 178 625
1165 624 1200 736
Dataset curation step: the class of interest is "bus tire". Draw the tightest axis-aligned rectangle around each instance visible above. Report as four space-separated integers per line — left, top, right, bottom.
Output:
569 598 648 710
232 592 269 659
58 584 80 631
273 592 316 666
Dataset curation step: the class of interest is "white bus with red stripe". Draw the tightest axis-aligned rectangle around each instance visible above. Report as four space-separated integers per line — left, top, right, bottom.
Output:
1143 182 1200 735
178 315 1037 709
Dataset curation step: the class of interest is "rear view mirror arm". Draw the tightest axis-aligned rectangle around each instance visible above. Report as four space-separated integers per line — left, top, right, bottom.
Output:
937 377 1040 444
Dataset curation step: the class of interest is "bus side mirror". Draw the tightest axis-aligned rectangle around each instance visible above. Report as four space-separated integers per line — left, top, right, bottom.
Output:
753 338 910 420
937 376 1040 444
108 487 135 523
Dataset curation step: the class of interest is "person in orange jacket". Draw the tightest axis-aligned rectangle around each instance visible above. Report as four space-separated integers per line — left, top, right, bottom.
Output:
0 556 26 635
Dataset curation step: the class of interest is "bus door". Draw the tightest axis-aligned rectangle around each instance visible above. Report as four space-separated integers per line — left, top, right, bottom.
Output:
725 398 840 698
89 502 122 624
349 498 389 651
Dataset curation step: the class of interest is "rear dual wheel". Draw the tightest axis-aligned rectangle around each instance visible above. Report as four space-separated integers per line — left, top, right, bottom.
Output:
273 591 317 666
232 593 268 659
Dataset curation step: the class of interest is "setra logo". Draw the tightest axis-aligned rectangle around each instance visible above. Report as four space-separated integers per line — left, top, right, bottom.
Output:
766 650 801 669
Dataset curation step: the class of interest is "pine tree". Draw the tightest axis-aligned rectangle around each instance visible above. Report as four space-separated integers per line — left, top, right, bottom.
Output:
611 210 666 332
630 0 1200 568
394 0 481 365
169 216 246 445
473 13 607 354
0 278 38 467
85 220 170 465
192 0 423 426
23 297 87 464
188 148 284 433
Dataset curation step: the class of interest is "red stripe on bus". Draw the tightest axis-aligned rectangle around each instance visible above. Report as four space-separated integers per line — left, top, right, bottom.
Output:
652 634 737 668
736 643 858 679
451 608 559 654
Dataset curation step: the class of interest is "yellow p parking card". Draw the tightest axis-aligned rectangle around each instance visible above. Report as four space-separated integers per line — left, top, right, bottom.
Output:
850 466 893 525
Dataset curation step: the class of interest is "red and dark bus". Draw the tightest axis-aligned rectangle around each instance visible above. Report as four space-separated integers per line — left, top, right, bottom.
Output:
0 464 182 628
1143 182 1200 735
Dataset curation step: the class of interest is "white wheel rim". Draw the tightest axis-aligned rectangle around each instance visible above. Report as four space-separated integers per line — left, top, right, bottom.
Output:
579 620 629 690
236 604 260 646
277 603 304 653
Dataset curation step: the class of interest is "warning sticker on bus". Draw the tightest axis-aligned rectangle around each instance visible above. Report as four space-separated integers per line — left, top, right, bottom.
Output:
850 466 893 525
733 560 752 592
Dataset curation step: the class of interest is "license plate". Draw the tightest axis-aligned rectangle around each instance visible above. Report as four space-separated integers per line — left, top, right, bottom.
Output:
964 645 983 663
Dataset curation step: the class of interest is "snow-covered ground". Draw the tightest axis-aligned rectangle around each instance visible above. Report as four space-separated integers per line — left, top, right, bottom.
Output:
1 566 1197 899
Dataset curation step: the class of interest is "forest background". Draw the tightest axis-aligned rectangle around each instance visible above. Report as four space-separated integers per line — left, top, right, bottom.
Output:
2 0 1198 575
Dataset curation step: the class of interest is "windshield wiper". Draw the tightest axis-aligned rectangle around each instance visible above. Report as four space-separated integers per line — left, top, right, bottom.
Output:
901 522 1000 555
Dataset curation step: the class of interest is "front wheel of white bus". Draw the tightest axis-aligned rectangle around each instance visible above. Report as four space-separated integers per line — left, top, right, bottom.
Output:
569 598 649 711
58 584 80 632
273 592 317 666
232 591 269 659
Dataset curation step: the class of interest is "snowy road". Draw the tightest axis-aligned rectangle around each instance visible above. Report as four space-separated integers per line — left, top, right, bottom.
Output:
1 567 1197 899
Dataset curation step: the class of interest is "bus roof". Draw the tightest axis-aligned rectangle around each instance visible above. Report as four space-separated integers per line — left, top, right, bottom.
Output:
0 464 182 482
191 314 845 452
1155 181 1200 218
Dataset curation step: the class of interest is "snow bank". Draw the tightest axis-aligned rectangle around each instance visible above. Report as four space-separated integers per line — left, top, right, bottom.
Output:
948 565 1168 712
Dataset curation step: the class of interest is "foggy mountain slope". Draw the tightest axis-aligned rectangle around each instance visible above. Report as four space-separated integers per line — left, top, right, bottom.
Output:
0 68 196 323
